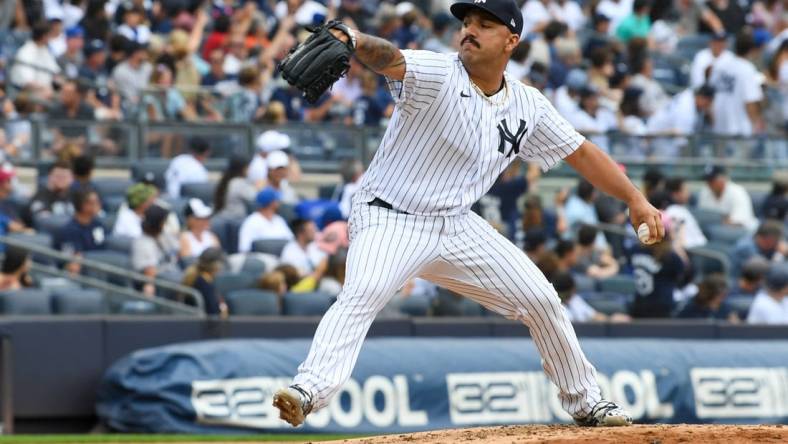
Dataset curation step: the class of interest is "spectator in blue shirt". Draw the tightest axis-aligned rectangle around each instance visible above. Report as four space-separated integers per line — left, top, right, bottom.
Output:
677 274 739 322
731 221 786 278
55 189 105 274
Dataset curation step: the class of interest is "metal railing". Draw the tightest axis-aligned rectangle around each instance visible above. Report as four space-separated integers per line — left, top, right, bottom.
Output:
0 235 205 316
2 117 786 175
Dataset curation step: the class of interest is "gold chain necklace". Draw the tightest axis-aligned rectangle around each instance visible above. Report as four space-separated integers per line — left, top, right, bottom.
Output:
470 78 509 106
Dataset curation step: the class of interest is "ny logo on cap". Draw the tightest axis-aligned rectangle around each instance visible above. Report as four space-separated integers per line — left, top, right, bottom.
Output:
473 0 486 3
510 18 516 27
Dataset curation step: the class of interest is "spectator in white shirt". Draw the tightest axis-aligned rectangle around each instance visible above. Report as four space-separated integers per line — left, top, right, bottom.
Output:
664 177 707 249
697 166 759 231
747 264 788 324
690 31 733 88
10 22 61 99
551 0 586 32
238 187 294 253
280 218 327 277
566 87 618 152
113 182 158 238
117 5 151 45
629 53 669 117
165 137 210 199
596 0 634 35
178 199 220 261
521 0 553 36
248 130 290 189
709 29 765 136
647 85 715 157
266 151 300 205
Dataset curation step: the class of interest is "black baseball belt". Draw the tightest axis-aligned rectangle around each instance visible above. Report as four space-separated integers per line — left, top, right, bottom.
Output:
368 197 411 215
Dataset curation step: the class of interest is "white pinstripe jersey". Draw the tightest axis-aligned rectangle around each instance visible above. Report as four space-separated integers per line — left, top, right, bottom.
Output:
359 49 584 216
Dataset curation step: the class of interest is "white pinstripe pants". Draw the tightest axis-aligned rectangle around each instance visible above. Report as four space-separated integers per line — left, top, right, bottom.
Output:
292 197 602 417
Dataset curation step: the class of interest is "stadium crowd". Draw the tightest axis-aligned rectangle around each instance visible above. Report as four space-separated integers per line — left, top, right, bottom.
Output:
0 0 784 322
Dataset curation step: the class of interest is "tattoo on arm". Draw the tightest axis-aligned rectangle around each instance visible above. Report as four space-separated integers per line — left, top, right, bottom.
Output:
356 34 405 74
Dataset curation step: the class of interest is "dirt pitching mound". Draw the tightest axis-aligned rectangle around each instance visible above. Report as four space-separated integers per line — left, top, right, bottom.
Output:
337 424 788 444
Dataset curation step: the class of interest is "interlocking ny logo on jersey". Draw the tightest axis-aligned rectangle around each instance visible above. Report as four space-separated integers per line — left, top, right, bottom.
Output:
497 119 527 157
474 0 486 3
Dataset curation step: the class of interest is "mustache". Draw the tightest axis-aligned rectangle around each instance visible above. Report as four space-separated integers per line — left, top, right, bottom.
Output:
461 36 480 48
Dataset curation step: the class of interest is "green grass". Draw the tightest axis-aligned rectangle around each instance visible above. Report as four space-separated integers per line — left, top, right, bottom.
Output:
0 434 363 443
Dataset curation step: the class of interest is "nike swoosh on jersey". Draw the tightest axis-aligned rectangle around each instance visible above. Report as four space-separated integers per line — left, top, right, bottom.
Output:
460 91 470 98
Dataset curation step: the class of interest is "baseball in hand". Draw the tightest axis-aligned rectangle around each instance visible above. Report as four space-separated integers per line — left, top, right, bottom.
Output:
638 223 655 245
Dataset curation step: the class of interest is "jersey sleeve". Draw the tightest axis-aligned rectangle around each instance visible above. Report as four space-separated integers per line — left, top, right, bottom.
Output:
385 49 450 115
518 92 585 171
742 65 764 103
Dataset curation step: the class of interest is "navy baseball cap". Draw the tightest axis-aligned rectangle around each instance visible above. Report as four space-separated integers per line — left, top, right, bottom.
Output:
450 0 523 36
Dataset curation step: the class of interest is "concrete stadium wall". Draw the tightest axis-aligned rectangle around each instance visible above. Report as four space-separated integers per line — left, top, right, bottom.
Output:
1 317 787 432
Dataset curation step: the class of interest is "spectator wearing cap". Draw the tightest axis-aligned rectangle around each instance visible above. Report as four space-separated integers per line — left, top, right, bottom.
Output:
762 173 788 221
164 137 210 199
280 218 326 277
677 274 739 322
213 155 257 220
248 130 290 189
117 5 151 45
22 161 74 228
78 39 122 118
709 29 764 137
132 203 181 296
266 151 299 205
690 32 733 89
10 22 61 99
113 183 158 238
57 26 85 79
663 177 707 249
730 256 771 298
182 247 227 316
615 0 651 43
238 187 295 253
111 40 152 109
54 189 105 275
314 207 349 257
554 272 631 322
731 221 786 277
583 14 615 59
697 166 759 231
746 264 788 324
46 10 67 58
178 199 220 261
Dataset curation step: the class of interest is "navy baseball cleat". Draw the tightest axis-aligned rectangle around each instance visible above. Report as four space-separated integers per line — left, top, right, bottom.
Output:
573 400 633 427
273 385 314 427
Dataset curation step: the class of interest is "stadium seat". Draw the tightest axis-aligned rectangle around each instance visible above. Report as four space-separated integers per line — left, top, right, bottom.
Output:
8 232 53 265
726 294 754 319
83 251 132 286
155 270 185 301
707 225 749 244
130 159 170 190
225 219 243 254
750 191 768 219
226 289 280 315
277 203 297 223
240 257 267 275
251 239 289 256
398 295 431 316
181 182 216 205
675 35 711 61
690 208 725 231
318 184 339 200
597 275 637 295
459 298 487 316
104 235 134 254
0 289 51 315
118 300 158 315
581 292 632 315
93 178 133 200
215 271 259 296
34 213 72 235
573 274 597 293
52 289 105 315
103 195 126 215
282 291 333 315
